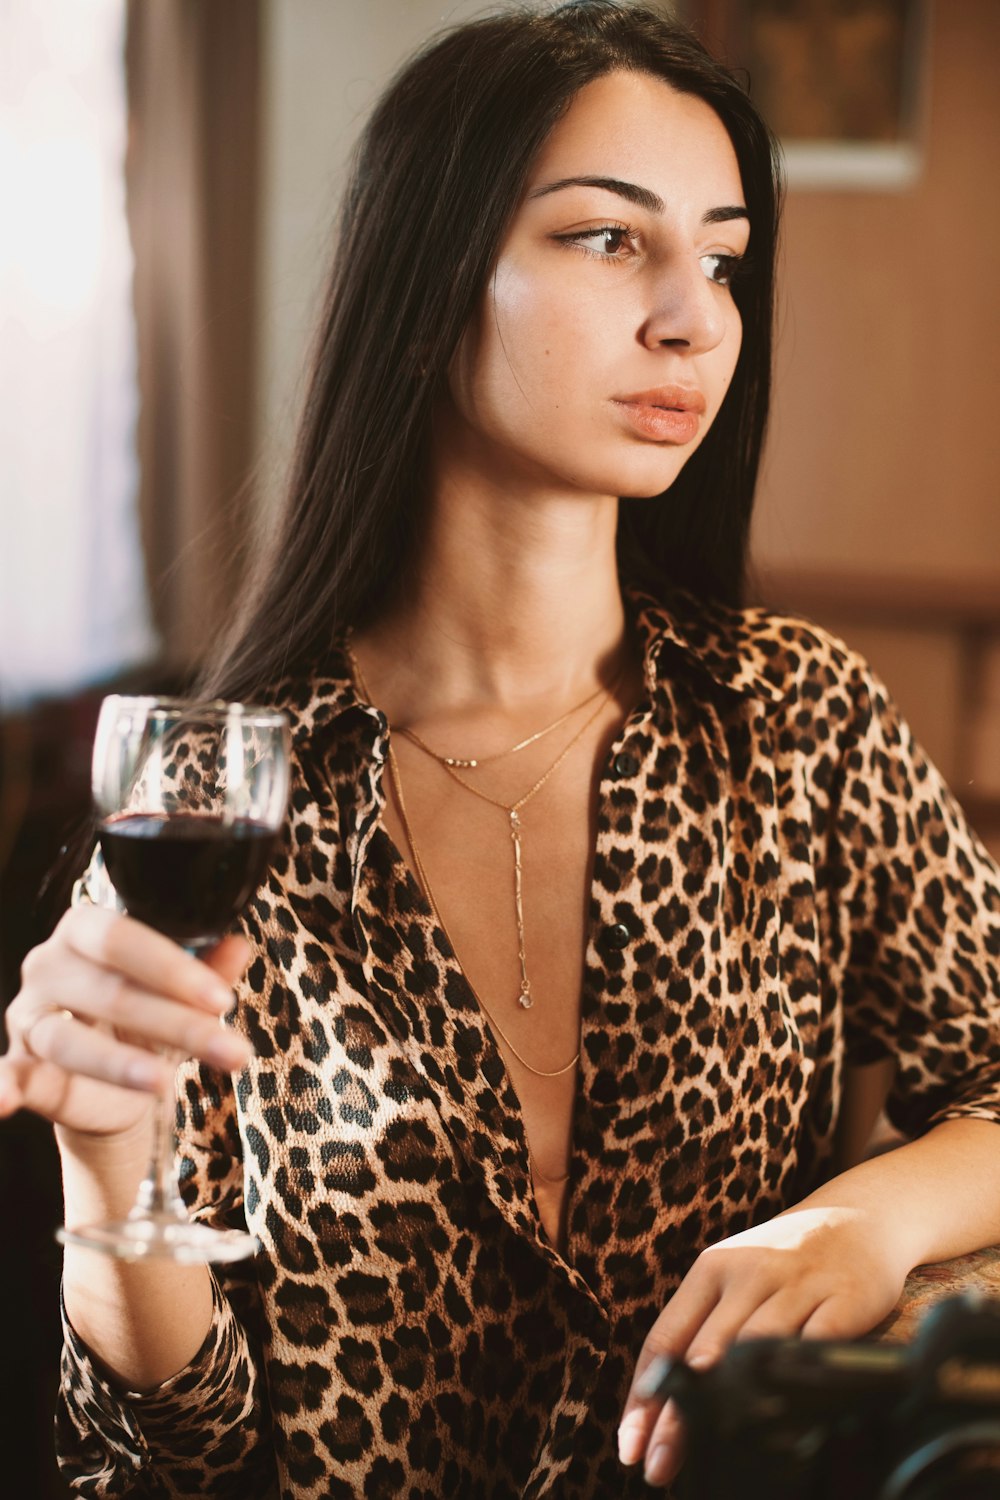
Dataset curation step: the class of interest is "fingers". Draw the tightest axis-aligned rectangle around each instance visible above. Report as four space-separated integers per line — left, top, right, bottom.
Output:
618 1266 758 1489
0 1049 147 1126
626 1288 853 1488
801 1295 863 1340
0 1055 31 1118
686 1277 826 1364
18 1009 176 1093
53 906 237 1013
620 1212 906 1489
618 1266 826 1488
14 907 252 1045
17 956 251 1071
3 909 255 1135
733 1284 825 1343
620 1264 719 1431
202 934 253 989
629 1398 687 1488
618 1267 720 1479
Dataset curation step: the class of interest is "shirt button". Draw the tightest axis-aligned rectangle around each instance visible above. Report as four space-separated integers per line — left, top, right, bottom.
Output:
606 923 631 949
612 751 639 777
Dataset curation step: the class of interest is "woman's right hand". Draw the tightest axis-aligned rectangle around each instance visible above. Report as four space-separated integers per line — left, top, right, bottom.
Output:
0 906 253 1142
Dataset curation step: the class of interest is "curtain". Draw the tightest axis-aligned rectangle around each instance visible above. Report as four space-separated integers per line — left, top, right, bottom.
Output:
124 0 261 671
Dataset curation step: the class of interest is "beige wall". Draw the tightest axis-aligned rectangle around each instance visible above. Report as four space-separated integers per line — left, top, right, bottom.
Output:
753 0 1000 584
749 0 1000 851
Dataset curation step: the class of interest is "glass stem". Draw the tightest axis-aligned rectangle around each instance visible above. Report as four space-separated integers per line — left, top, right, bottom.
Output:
131 1050 185 1220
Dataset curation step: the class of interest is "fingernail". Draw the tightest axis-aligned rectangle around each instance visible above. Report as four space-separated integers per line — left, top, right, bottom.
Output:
618 1417 645 1466
125 1055 169 1091
203 977 234 1011
205 1035 254 1071
644 1443 671 1486
635 1354 671 1401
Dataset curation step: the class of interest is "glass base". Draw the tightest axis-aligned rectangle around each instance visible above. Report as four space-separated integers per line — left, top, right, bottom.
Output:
56 1213 259 1265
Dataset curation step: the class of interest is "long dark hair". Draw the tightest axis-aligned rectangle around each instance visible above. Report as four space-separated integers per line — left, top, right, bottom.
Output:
206 1 783 701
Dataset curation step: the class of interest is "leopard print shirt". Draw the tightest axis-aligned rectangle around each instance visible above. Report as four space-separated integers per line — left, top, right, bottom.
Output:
57 579 1000 1498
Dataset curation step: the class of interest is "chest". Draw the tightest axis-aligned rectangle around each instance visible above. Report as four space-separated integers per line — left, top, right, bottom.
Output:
373 694 642 1254
317 667 819 1268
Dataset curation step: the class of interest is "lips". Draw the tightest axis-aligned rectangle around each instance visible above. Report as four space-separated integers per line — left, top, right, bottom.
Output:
616 385 707 414
611 385 706 444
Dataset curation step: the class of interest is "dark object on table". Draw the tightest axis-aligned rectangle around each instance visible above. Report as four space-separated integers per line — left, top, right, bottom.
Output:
651 1292 1000 1499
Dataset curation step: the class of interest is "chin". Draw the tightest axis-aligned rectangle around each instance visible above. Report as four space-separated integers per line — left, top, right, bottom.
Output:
593 436 705 498
510 435 700 502
578 455 696 500
618 472 689 499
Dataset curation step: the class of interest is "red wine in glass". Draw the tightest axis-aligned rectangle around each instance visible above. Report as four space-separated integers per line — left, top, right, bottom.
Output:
56 695 290 1265
99 812 277 949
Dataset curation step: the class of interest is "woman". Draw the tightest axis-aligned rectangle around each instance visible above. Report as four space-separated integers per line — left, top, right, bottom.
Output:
4 4 1000 1496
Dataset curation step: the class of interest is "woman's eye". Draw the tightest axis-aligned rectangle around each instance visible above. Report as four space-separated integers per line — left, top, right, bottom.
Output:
558 225 639 260
700 252 743 287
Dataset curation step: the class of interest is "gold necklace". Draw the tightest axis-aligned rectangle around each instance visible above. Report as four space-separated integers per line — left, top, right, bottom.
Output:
395 680 609 767
385 752 584 1186
395 680 623 1017
344 625 612 767
344 637 626 1188
384 745 583 1052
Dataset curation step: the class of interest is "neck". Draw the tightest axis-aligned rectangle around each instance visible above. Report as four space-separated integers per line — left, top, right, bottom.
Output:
355 472 637 726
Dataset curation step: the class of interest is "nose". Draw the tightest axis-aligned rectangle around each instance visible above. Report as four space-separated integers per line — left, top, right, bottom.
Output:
639 256 728 355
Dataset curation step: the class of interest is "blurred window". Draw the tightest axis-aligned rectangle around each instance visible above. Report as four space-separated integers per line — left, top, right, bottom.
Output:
0 0 155 711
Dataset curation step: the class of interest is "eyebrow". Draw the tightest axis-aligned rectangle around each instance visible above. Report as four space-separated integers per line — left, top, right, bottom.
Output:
527 174 749 225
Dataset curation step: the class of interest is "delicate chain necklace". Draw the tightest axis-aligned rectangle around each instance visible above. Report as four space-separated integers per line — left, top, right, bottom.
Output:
385 747 586 1057
390 747 581 1185
396 678 609 768
395 680 623 1018
344 639 620 1074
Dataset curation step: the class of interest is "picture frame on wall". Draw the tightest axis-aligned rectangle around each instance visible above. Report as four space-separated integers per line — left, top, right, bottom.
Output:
671 0 932 190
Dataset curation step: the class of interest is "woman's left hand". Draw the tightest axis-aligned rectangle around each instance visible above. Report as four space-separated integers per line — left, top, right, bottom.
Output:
617 1205 910 1489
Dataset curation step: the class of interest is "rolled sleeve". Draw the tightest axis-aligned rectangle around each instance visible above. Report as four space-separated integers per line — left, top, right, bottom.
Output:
57 1271 275 1499
831 662 1000 1138
58 849 276 1495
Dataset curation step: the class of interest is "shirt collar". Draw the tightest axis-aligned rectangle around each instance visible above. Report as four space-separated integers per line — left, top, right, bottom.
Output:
621 579 790 707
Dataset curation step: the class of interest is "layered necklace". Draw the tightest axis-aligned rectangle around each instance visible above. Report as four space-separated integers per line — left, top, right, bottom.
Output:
344 631 627 1185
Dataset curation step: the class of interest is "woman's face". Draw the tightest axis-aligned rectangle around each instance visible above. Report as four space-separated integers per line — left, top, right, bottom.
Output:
442 69 750 500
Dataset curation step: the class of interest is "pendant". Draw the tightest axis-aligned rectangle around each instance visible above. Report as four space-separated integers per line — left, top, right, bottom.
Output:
511 809 532 1008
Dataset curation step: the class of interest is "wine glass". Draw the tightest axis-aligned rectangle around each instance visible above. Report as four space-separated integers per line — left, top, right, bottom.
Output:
56 695 290 1263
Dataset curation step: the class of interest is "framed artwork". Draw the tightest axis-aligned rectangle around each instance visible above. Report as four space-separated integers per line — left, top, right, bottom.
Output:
672 0 932 189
